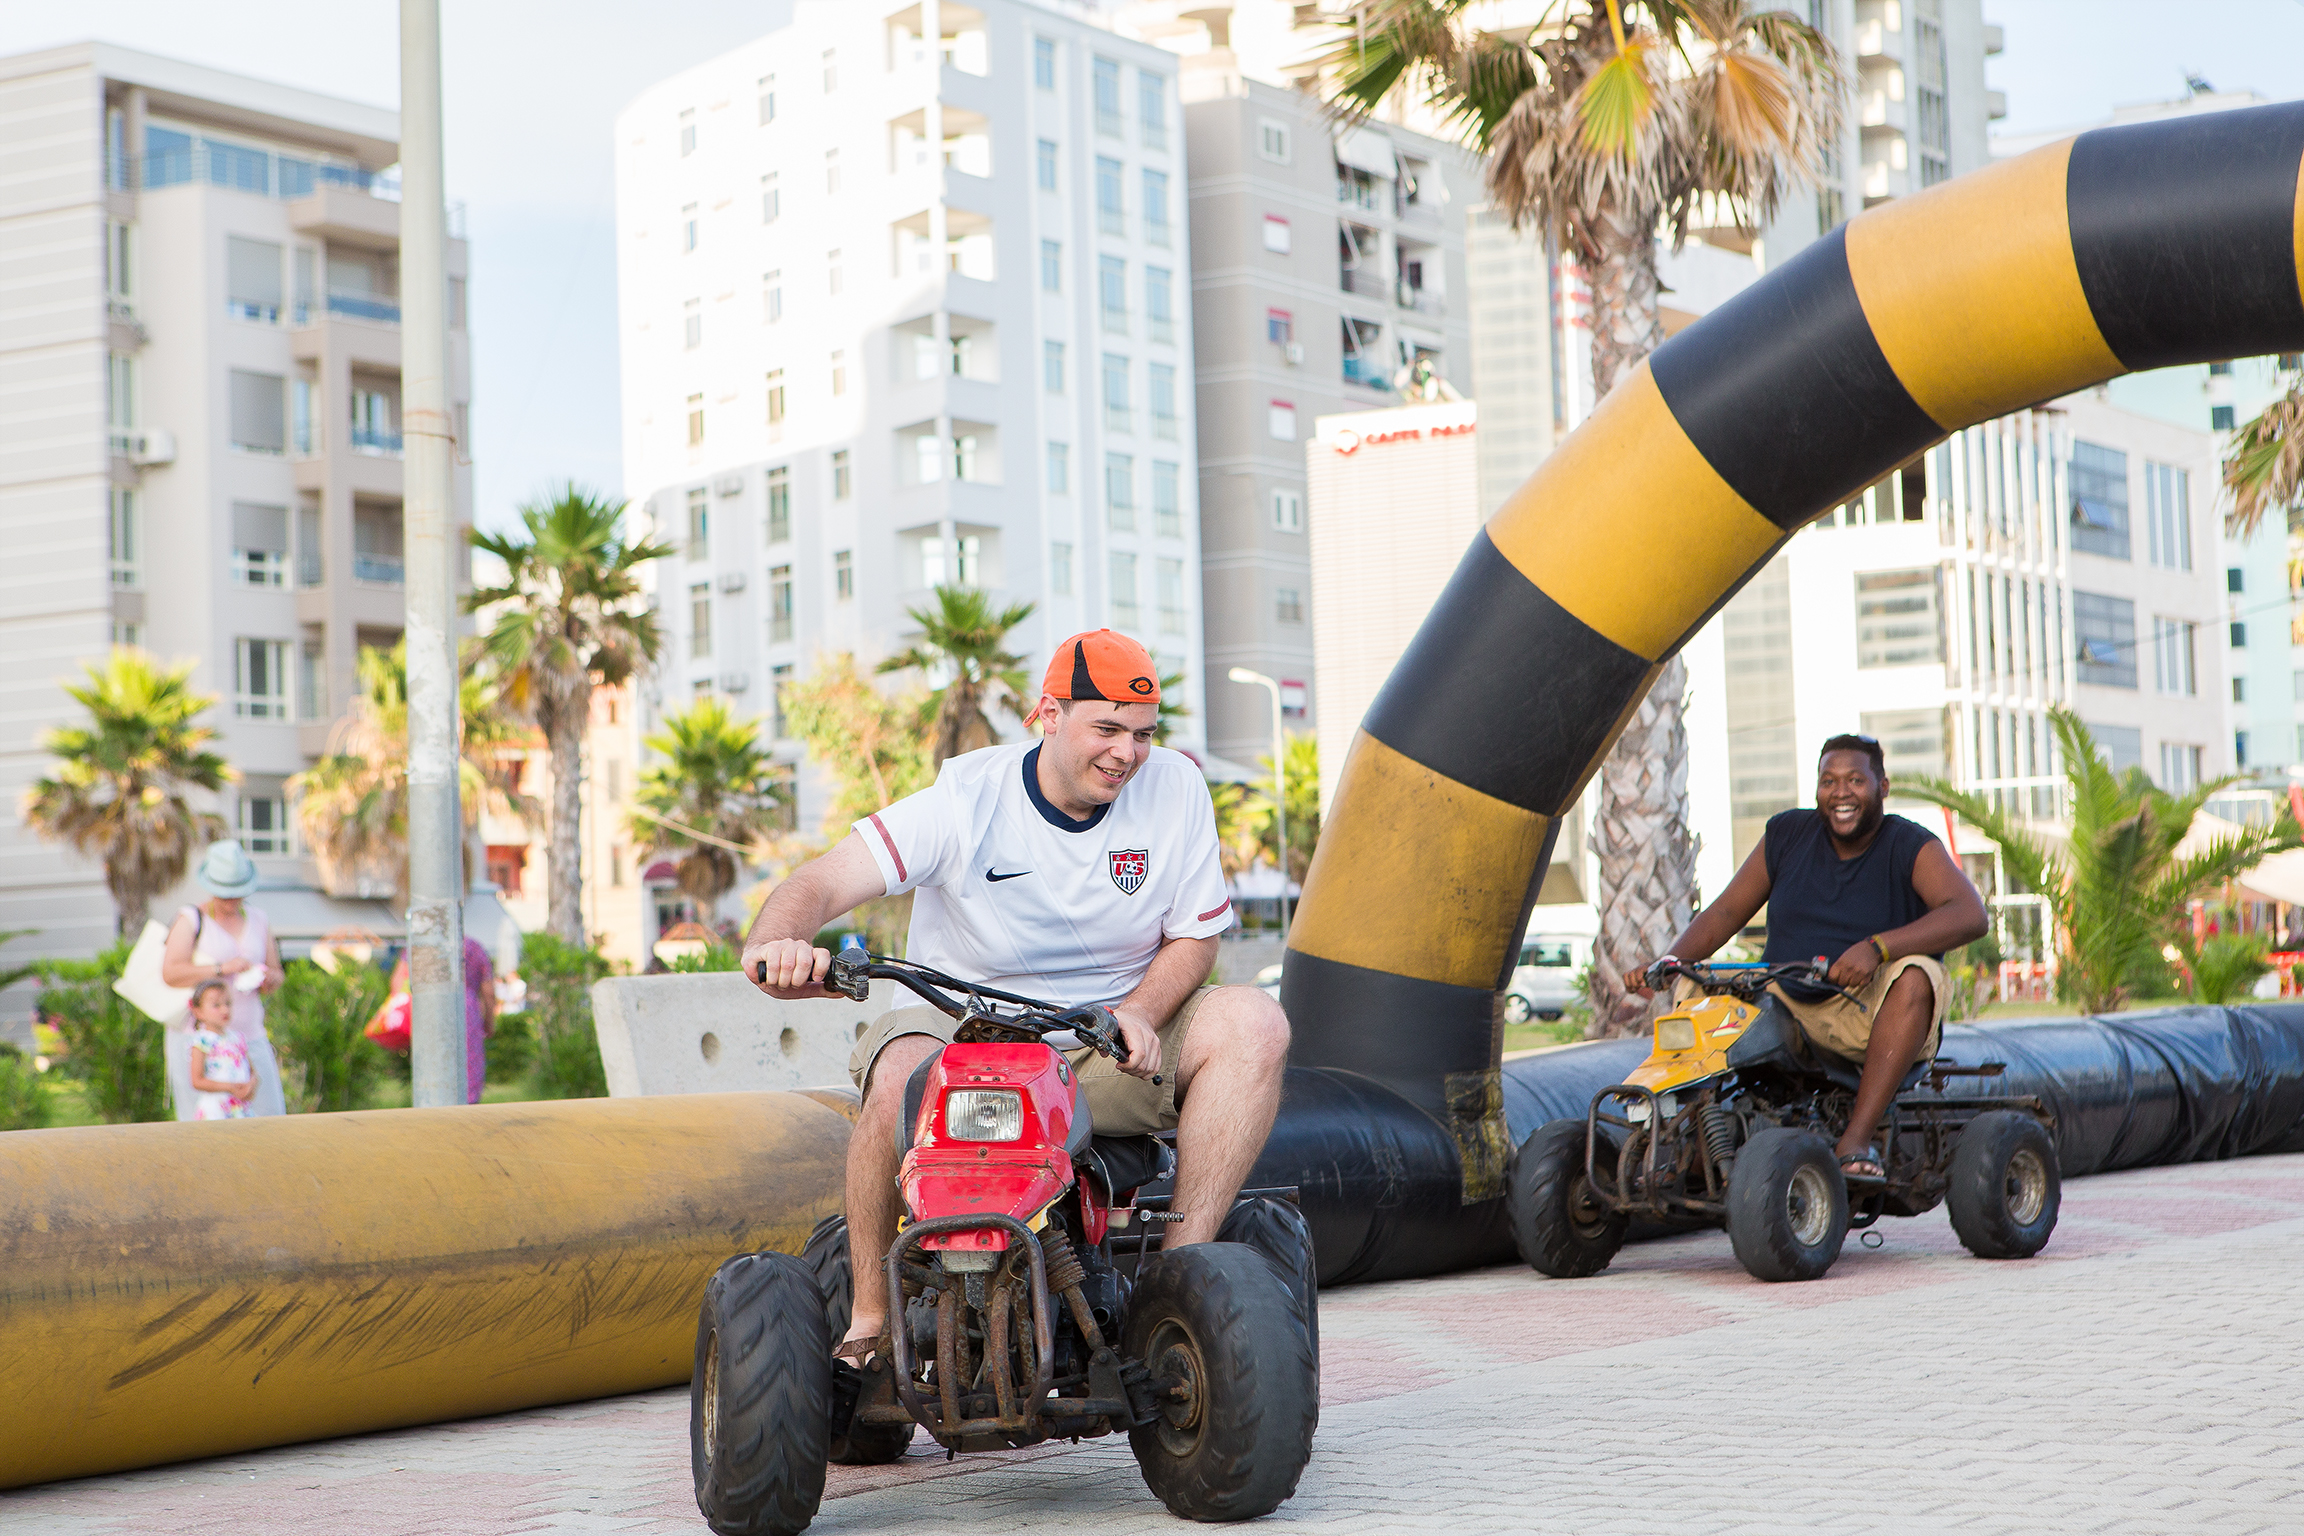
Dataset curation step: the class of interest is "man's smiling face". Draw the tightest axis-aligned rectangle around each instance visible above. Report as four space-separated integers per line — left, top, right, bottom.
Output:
1815 748 1887 844
1040 695 1159 812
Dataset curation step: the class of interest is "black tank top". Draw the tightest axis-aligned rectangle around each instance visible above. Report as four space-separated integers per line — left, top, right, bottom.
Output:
1760 809 1938 965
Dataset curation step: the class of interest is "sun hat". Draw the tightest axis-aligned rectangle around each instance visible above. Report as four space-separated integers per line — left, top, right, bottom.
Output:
195 839 261 899
1042 630 1161 705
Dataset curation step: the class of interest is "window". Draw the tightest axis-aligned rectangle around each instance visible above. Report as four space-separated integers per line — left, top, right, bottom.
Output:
827 248 842 297
2151 617 2197 695
298 634 326 720
232 501 289 586
1037 138 1059 191
766 369 786 429
682 203 698 253
834 549 853 600
1157 557 1185 633
693 678 714 701
234 638 290 719
2230 566 2246 593
758 74 776 125
292 378 315 455
764 269 782 322
771 664 796 742
1109 551 1139 626
350 387 397 453
1050 541 1074 596
1106 452 1135 530
831 350 846 395
1034 36 1056 91
1047 441 1070 493
226 236 282 323
107 218 133 303
1145 267 1173 344
1263 216 1291 254
825 149 840 195
112 621 142 648
690 583 712 657
683 299 701 349
686 486 709 558
1854 569 1942 668
2072 591 2138 688
108 352 135 436
1137 75 1171 156
686 393 705 445
1096 157 1125 235
1267 309 1293 345
1153 461 1180 537
2070 440 2130 559
1150 364 1178 440
1275 587 1303 624
1093 57 1122 136
239 787 291 854
1143 169 1170 244
109 487 138 586
1268 400 1296 441
1040 240 1062 292
1103 354 1131 432
761 173 780 223
1044 339 1065 393
766 465 790 541
921 534 981 587
2232 620 2248 648
1100 256 1128 331
832 448 851 498
353 503 402 583
822 48 836 92
678 109 696 156
2237 730 2251 769
2160 742 2204 794
2234 677 2247 704
1258 119 1291 163
1271 488 1302 532
769 565 794 642
229 369 285 453
2145 461 2192 570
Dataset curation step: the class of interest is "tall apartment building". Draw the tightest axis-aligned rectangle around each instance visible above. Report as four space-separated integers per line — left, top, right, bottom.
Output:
617 1 1206 842
0 45 470 1003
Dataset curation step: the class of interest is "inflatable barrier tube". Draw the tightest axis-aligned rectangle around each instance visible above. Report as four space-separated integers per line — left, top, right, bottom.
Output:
1282 100 2304 1213
0 1091 853 1490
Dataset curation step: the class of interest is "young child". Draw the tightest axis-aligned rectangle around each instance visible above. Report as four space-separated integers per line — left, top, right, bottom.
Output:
186 978 258 1120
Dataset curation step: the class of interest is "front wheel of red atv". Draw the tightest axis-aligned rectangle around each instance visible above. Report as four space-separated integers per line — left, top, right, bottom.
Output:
1125 1242 1319 1522
692 1251 830 1536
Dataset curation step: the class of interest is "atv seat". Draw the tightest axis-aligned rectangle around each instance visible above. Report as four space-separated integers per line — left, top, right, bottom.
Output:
896 1048 1172 1197
1723 995 1932 1095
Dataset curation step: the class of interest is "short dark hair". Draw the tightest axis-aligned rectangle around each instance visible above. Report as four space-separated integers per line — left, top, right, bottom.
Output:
1818 733 1886 780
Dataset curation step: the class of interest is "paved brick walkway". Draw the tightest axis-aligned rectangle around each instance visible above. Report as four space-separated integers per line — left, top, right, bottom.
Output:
13 1153 2304 1534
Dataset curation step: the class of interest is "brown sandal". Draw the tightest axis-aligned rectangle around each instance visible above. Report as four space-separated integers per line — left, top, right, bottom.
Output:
833 1334 884 1363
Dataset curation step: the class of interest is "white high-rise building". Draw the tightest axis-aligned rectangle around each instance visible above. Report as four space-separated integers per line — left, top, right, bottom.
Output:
616 1 1207 843
0 44 472 1026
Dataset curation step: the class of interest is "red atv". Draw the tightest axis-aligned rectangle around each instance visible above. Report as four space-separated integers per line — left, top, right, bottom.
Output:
691 946 1319 1534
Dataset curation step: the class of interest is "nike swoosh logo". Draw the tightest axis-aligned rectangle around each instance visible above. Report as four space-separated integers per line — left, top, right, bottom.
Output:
985 868 1031 883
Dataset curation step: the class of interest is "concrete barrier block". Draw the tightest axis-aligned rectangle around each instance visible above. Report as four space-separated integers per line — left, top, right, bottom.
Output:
590 972 897 1097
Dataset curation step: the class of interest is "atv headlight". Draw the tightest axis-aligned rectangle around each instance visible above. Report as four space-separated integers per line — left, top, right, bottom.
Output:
945 1088 1022 1142
1656 1017 1698 1052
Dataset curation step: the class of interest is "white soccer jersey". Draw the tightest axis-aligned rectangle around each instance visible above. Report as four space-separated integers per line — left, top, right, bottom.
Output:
853 741 1233 1008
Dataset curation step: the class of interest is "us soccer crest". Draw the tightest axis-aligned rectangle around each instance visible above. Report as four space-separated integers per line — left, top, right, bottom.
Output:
1108 848 1149 895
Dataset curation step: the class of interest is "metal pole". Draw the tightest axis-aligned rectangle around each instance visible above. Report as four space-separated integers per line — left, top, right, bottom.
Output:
400 0 466 1107
1229 668 1288 941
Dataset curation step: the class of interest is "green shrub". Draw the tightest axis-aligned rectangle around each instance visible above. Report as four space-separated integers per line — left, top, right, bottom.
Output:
485 1007 537 1085
36 941 168 1124
667 943 743 973
521 931 611 1099
270 959 391 1113
2188 929 2273 1006
0 1043 50 1131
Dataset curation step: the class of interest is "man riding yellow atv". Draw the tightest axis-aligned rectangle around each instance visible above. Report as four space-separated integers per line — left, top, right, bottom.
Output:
1508 957 2062 1282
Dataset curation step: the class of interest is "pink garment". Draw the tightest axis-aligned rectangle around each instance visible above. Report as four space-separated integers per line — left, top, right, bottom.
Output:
463 937 493 1105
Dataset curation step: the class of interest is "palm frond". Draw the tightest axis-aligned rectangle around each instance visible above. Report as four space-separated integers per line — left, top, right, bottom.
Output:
2223 378 2304 540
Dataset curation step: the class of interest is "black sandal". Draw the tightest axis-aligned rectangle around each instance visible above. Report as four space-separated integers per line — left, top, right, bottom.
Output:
1838 1145 1886 1186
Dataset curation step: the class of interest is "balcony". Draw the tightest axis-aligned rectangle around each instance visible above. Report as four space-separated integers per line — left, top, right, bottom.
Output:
327 292 401 324
1396 282 1444 316
1336 176 1383 214
1342 357 1392 390
350 426 405 457
353 554 404 585
1340 269 1388 300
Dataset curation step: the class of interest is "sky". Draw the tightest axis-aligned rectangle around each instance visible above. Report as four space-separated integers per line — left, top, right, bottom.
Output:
12 1 2304 530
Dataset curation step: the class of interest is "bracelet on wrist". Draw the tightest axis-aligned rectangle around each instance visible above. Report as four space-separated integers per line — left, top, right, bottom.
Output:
1869 935 1891 963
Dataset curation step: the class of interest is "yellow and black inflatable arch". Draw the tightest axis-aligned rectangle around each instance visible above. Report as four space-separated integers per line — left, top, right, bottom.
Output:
1282 101 2304 1174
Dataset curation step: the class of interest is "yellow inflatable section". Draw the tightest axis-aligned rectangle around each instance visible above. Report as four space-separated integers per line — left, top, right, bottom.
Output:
0 1092 853 1488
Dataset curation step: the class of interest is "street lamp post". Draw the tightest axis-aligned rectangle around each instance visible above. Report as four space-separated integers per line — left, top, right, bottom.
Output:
1227 667 1289 940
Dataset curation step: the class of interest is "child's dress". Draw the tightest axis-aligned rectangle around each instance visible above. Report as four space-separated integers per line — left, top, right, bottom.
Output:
188 1025 253 1120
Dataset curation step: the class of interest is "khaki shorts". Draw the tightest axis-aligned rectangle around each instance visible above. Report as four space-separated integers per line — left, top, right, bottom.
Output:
848 985 1216 1137
1772 954 1950 1065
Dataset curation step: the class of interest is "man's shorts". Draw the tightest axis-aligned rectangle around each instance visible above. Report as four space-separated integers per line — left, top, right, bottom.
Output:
1771 954 1950 1066
848 985 1217 1137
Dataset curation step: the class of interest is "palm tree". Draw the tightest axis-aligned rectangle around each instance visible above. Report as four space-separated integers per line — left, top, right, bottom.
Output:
290 642 533 906
1901 711 2298 1014
468 486 675 941
877 585 1036 767
21 650 231 934
2224 378 2304 539
1321 0 1840 1032
629 696 791 913
779 655 934 830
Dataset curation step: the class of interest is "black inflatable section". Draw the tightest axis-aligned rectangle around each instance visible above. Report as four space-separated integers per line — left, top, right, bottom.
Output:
1238 1005 2304 1287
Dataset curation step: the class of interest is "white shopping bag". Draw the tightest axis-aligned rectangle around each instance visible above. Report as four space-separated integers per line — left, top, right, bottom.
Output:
112 918 192 1025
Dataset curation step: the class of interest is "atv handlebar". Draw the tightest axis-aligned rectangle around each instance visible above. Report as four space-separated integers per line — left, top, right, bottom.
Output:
1643 957 1868 1011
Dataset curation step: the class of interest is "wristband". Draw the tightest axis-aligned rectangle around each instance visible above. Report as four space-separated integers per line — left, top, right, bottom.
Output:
1869 935 1891 963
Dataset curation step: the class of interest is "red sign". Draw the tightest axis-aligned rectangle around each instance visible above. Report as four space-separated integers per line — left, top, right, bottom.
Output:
1328 419 1476 455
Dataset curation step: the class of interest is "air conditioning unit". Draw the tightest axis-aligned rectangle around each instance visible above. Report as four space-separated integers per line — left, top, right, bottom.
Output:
717 570 747 593
1283 341 1304 366
715 475 744 496
717 671 751 693
110 428 176 467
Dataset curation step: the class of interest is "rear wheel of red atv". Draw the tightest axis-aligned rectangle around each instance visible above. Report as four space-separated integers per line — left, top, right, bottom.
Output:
1509 1118 1628 1278
799 1215 913 1465
1215 1195 1320 1371
1125 1243 1318 1522
691 1251 829 1536
1946 1111 2061 1259
1725 1129 1848 1282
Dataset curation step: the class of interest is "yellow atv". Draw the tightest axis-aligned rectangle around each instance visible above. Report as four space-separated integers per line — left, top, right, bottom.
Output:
1508 960 2061 1283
